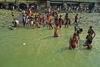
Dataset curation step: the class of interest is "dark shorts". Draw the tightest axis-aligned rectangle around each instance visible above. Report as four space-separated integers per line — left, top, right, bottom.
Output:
75 20 77 23
12 15 14 16
65 23 67 25
83 40 92 46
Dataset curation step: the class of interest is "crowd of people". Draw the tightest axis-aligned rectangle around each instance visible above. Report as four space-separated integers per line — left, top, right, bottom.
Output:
9 6 96 50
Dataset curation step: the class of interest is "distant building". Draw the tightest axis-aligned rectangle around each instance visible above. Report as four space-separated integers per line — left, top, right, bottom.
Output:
0 0 100 9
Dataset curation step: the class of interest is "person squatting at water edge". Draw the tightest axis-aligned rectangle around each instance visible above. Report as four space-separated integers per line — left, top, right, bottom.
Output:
83 31 95 50
9 19 19 30
69 33 79 50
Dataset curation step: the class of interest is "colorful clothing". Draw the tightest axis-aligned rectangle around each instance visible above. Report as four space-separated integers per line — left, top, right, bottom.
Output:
59 21 62 26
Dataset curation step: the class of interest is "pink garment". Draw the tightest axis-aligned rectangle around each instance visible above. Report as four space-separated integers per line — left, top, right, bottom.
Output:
15 20 19 26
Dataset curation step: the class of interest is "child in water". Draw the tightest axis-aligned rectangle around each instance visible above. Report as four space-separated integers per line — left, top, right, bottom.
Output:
11 10 14 19
54 24 59 37
49 20 53 29
33 22 35 29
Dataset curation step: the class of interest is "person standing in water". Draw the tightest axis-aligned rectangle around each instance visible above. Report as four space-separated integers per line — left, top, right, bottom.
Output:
23 14 26 27
54 15 58 25
69 33 79 50
43 16 46 28
74 14 78 24
88 26 96 38
65 16 69 28
65 13 68 28
54 24 59 37
59 15 63 28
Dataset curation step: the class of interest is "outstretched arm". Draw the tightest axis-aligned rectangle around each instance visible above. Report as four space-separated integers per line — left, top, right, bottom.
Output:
77 40 79 48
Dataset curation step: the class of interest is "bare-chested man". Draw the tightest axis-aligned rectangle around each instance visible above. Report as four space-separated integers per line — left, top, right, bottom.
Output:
69 33 79 50
88 26 96 38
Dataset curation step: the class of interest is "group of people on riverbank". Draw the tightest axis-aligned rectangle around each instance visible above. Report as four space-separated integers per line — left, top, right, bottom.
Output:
10 6 96 50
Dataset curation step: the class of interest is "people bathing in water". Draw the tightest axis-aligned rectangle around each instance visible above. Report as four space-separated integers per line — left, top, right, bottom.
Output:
69 33 79 50
10 7 97 50
83 26 96 50
83 31 94 50
54 24 59 37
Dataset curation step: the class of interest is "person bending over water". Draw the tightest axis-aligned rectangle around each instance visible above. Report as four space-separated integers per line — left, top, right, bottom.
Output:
54 24 59 37
83 31 94 50
77 28 83 39
69 33 79 50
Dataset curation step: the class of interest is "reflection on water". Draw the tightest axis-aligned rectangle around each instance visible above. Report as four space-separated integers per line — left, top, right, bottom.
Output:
43 36 54 39
58 47 70 53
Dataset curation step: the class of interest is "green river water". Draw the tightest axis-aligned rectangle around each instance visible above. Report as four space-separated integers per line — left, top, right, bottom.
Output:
0 9 100 67
0 25 100 67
